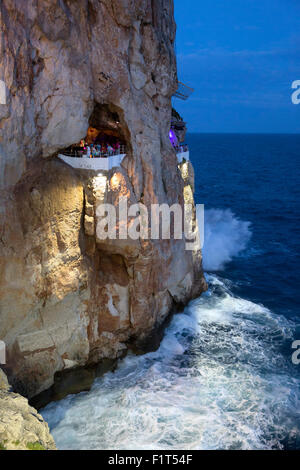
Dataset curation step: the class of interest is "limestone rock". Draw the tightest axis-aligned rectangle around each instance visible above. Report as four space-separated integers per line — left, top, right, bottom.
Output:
0 369 55 450
180 160 195 193
84 214 95 236
0 390 56 450
0 0 207 399
0 369 10 392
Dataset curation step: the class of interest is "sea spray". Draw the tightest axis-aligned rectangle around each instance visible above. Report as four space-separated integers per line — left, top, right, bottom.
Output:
202 209 252 271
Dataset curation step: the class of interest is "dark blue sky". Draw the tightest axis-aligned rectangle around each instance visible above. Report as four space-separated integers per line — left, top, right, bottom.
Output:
174 0 300 133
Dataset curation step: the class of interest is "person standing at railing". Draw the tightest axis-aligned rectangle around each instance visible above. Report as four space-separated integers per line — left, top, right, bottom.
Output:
85 145 91 158
92 144 98 158
107 144 113 156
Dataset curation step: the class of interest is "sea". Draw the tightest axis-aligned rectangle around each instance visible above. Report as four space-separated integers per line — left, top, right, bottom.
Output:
41 133 300 450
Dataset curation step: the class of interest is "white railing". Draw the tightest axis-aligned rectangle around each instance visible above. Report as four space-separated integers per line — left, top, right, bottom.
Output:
62 145 126 159
58 143 188 170
173 81 194 101
58 151 126 171
176 145 189 163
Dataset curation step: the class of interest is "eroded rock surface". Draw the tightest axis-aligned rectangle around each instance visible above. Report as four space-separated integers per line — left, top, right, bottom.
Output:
0 369 56 450
0 0 206 398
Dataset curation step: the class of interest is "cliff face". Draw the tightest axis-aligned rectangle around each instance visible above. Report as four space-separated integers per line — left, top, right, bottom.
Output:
0 0 206 398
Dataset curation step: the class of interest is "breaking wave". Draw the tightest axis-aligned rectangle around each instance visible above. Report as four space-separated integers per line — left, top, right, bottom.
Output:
202 209 252 271
41 274 299 450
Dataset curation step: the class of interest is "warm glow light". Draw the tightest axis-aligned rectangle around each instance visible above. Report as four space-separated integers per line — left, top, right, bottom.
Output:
93 174 107 191
181 162 189 179
110 173 122 191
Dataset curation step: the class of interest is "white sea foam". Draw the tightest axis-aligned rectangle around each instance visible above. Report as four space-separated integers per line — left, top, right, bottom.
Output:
202 209 252 270
42 275 298 450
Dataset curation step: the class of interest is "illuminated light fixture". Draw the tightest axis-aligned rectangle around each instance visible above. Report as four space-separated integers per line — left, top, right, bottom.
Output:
110 173 122 190
93 174 107 191
169 128 178 147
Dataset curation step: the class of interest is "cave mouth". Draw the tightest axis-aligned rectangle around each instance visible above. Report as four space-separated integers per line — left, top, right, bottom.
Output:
62 102 130 158
88 102 127 148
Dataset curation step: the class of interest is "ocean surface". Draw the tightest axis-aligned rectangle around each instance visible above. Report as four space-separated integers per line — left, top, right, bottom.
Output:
42 133 300 450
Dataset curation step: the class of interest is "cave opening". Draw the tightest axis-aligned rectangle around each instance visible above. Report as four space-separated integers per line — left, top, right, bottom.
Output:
87 102 128 152
61 102 130 159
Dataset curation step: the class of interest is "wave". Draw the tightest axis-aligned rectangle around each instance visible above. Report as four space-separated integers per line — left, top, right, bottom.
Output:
41 275 299 450
202 209 252 271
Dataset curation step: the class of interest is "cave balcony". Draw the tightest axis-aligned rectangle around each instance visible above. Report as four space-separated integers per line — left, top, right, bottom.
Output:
58 150 126 171
58 147 188 170
176 145 189 164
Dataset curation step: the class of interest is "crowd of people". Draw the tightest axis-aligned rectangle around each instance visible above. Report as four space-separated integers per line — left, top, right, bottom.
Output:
68 139 125 158
174 143 189 153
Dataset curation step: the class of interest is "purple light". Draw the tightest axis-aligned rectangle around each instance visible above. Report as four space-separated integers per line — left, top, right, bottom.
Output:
169 128 178 147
